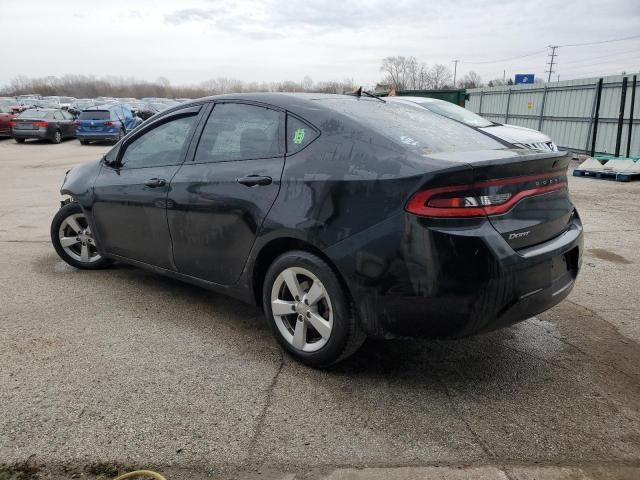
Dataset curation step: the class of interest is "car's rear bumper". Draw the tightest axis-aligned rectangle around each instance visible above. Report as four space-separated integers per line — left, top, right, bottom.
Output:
12 129 48 139
324 210 583 339
76 132 118 141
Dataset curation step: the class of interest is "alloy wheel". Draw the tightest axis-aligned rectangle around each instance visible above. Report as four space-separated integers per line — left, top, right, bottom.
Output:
270 267 333 352
58 213 102 263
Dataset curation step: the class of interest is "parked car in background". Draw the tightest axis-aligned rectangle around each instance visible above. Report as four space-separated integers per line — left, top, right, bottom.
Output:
16 94 41 102
75 104 141 144
11 108 76 143
68 99 96 117
386 96 558 152
59 96 77 110
42 96 61 106
50 93 582 367
0 98 20 114
0 105 16 137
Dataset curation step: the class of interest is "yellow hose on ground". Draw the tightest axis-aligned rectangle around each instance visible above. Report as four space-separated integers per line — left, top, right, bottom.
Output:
113 470 167 480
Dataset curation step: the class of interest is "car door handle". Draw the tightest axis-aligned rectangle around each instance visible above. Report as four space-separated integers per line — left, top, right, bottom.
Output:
144 178 167 188
236 175 272 187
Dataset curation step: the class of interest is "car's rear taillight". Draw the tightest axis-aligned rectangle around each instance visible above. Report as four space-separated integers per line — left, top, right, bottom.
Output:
103 121 114 126
34 121 48 128
406 171 568 218
9 121 16 127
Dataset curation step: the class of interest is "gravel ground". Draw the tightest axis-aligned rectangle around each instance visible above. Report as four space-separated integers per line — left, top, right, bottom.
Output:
1 138 639 480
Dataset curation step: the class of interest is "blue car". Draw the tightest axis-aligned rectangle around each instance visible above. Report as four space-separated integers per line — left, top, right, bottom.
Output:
75 104 141 144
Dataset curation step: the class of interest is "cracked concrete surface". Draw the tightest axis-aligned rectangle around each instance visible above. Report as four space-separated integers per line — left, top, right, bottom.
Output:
1 139 639 479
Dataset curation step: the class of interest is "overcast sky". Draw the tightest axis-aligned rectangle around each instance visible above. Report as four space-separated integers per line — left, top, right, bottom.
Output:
2 0 639 88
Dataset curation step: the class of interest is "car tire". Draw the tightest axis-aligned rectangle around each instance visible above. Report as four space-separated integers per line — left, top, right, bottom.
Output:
262 251 366 368
15 138 25 144
50 202 112 270
52 130 62 144
79 140 88 145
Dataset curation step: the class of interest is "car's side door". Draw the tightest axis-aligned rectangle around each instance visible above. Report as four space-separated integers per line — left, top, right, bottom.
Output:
60 110 75 137
91 106 202 269
168 101 285 285
53 110 70 137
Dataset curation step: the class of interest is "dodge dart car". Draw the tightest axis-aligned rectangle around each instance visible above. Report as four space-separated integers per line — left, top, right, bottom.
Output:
51 93 583 367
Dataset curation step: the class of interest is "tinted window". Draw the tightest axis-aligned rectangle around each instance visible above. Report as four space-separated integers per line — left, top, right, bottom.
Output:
194 103 282 163
18 110 48 119
316 98 503 154
120 114 197 169
418 100 493 128
287 115 318 154
79 110 110 120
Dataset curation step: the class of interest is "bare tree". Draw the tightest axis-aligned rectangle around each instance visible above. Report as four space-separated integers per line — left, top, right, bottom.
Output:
428 64 453 90
462 71 482 89
380 56 413 90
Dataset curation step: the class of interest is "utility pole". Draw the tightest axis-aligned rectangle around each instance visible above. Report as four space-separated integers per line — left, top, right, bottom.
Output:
453 60 459 88
503 70 506 83
546 45 558 83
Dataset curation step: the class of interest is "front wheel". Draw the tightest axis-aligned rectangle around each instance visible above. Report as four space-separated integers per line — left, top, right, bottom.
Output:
263 251 365 368
14 138 25 144
50 202 112 269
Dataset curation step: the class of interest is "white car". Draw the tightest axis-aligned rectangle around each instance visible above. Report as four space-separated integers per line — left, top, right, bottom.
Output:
386 96 558 152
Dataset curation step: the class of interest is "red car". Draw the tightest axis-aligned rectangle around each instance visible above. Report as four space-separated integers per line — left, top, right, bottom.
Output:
0 105 16 137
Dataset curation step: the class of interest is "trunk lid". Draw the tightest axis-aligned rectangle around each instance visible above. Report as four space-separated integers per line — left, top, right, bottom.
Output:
425 149 574 249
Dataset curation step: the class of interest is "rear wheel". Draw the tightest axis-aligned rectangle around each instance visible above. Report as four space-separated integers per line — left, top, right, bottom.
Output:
263 251 365 368
50 202 111 269
52 130 62 144
79 139 88 145
15 138 25 144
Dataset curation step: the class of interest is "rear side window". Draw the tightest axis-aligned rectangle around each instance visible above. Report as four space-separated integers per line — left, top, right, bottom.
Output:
79 110 110 120
54 111 64 120
286 115 318 154
316 98 503 154
194 103 283 163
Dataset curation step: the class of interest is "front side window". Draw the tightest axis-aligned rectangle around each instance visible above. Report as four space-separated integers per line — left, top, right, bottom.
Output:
194 103 283 163
120 114 197 169
53 111 64 120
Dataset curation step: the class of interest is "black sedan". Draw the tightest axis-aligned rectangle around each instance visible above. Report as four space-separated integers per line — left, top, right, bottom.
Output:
50 93 583 367
11 108 76 143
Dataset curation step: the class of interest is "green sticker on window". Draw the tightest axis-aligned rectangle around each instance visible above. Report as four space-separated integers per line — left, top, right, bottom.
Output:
293 128 306 144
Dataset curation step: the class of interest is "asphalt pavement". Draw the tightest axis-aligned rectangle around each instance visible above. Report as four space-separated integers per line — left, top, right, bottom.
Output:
1 138 639 480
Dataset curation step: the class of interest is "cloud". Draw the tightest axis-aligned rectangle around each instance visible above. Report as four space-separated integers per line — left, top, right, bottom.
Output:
164 7 229 25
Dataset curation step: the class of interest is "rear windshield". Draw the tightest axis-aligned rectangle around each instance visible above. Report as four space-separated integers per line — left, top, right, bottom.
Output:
416 100 494 128
79 110 110 120
18 110 49 119
316 98 503 154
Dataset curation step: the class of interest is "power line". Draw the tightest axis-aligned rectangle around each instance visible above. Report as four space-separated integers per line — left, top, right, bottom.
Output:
458 34 640 67
459 49 547 65
560 48 640 66
558 34 640 48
